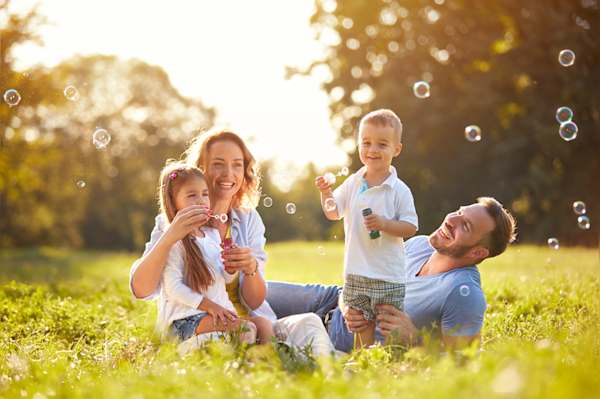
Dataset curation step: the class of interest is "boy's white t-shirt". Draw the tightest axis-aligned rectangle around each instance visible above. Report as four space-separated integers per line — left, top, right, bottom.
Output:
333 166 418 283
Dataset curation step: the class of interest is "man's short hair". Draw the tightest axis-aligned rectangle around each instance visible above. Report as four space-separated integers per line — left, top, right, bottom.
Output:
477 197 517 258
359 108 403 143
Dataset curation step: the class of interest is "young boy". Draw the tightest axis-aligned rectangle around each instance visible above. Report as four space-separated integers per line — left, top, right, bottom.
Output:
315 109 418 348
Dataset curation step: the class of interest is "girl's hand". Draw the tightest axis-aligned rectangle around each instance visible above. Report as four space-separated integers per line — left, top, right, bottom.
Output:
364 213 387 231
164 205 210 243
221 246 258 276
314 176 332 194
199 298 238 327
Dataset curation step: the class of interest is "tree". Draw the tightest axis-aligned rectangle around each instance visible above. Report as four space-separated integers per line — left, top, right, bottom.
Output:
303 0 600 245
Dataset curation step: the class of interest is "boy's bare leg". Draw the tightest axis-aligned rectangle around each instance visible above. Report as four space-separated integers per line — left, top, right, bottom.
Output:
356 321 375 349
250 316 275 344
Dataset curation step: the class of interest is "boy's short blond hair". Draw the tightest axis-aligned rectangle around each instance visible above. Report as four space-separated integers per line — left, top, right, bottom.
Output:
359 109 403 143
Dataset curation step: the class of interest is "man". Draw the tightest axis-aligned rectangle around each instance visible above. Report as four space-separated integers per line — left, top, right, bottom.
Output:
266 197 517 352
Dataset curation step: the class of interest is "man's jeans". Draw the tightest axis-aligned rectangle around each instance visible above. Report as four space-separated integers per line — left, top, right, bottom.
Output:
266 281 356 352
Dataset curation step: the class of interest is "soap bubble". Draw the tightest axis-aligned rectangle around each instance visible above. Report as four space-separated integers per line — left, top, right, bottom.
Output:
547 238 559 250
324 172 336 185
572 201 586 215
459 285 470 297
577 215 590 230
339 166 349 176
63 85 80 101
558 49 575 67
555 106 573 123
3 89 21 107
76 180 86 189
412 81 430 99
464 125 482 142
262 197 273 208
324 198 337 212
559 121 578 141
317 246 326 256
92 128 111 149
285 203 297 215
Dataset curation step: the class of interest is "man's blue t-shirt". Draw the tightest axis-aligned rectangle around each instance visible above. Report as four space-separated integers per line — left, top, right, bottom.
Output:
329 235 487 352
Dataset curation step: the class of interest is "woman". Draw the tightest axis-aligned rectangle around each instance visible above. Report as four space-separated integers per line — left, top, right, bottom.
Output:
130 128 335 354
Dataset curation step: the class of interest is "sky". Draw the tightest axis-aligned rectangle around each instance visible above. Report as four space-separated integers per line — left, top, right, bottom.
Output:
9 0 349 188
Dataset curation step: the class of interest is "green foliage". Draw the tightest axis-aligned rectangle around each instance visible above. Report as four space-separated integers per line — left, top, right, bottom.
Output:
1 243 599 398
305 0 600 245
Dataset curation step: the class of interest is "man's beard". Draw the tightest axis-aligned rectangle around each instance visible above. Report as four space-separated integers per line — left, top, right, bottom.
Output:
429 232 472 258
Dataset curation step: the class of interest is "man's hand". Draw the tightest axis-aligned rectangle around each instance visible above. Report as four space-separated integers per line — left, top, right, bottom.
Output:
341 304 370 333
375 304 419 345
363 213 388 231
315 176 333 195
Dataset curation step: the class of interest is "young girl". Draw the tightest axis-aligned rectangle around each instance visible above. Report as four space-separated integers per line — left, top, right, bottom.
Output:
156 161 274 344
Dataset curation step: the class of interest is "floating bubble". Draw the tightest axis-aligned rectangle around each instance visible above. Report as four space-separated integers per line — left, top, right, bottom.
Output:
324 198 337 212
285 203 297 215
263 196 273 208
92 128 111 149
559 121 578 141
555 106 573 123
317 246 326 256
76 180 86 189
577 215 591 230
412 81 430 99
209 212 228 223
558 49 575 67
324 172 336 185
464 125 482 142
64 85 80 101
459 285 470 297
3 89 21 107
572 201 586 215
547 237 559 250
339 166 349 176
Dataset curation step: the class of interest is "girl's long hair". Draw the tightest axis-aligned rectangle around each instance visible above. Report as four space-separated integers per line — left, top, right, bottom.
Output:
183 127 260 209
158 161 214 292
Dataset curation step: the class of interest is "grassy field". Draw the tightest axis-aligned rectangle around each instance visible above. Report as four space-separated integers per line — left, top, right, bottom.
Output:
1 242 599 398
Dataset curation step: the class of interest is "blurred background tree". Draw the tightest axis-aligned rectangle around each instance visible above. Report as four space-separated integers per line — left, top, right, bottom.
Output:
301 0 600 246
1 0 599 249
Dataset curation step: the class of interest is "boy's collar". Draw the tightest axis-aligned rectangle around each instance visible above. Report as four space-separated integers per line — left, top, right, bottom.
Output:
358 165 399 188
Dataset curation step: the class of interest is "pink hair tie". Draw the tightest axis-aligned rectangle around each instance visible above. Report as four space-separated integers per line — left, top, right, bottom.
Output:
169 172 178 180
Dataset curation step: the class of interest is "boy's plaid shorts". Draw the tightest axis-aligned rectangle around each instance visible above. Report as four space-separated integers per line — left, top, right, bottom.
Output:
342 274 405 321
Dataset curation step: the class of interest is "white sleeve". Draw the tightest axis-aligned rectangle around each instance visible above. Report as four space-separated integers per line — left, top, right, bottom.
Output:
395 185 419 230
129 214 167 300
332 174 354 219
162 242 205 309
246 209 268 277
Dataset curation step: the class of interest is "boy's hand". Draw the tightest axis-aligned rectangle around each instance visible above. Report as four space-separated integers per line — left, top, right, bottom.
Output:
363 213 387 231
314 176 332 194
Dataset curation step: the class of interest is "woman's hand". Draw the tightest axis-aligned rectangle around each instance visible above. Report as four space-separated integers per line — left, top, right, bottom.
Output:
163 205 210 243
221 246 258 275
375 304 419 344
199 298 238 327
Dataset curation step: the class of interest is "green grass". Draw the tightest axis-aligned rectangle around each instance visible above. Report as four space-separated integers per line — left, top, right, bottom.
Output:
1 242 599 398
